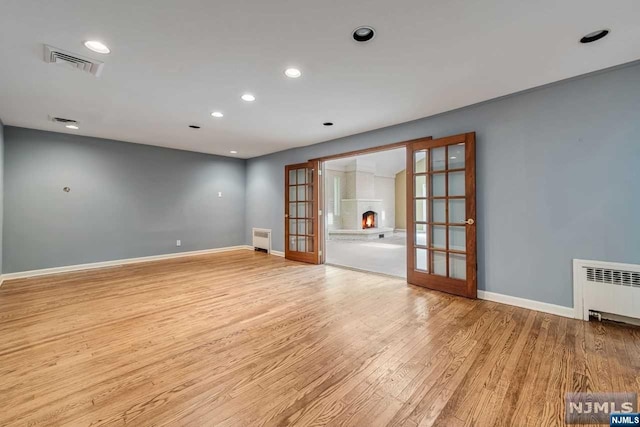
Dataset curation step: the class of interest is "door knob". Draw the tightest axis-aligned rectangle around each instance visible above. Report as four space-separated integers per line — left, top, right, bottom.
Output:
285 214 289 218
466 218 475 225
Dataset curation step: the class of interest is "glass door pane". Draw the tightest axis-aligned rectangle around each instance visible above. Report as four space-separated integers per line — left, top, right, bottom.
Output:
415 150 427 173
448 171 465 196
431 200 446 223
416 248 428 271
430 147 446 171
433 251 447 276
449 199 465 223
431 173 446 197
449 226 466 251
448 143 465 169
450 254 466 279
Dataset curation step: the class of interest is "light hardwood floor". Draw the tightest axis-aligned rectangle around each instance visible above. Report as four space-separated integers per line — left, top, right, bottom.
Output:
0 250 638 426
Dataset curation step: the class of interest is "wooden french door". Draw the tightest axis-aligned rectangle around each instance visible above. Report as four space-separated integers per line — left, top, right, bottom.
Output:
407 132 477 298
285 161 321 264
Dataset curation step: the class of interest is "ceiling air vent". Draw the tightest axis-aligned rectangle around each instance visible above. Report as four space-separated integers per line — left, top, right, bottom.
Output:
49 116 78 125
43 44 104 77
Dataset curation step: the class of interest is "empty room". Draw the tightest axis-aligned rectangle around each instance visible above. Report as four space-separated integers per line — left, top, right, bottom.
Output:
0 1 639 426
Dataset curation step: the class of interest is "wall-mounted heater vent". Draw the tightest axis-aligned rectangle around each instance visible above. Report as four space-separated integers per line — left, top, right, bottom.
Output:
253 228 271 254
43 44 104 77
585 267 640 286
574 259 640 323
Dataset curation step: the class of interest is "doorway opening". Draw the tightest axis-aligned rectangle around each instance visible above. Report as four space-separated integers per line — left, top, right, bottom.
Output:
284 133 476 298
323 147 407 277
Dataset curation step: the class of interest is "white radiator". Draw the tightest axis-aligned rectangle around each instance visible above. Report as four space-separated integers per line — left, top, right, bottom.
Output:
573 259 640 322
252 228 271 253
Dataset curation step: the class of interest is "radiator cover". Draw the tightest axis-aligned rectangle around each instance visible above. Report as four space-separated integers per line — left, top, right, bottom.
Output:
252 228 272 253
573 259 640 321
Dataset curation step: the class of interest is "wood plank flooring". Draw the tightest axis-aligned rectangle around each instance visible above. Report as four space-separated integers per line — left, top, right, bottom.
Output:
0 250 638 426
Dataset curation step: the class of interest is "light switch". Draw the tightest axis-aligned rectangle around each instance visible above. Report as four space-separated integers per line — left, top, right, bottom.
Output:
218 192 223 198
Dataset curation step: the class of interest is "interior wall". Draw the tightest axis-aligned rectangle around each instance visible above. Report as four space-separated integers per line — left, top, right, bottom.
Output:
395 170 406 230
324 168 346 231
3 127 246 273
374 176 395 228
245 61 640 308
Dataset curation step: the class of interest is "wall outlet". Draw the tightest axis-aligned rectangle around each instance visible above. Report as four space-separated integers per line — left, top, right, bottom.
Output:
218 191 223 198
176 240 181 247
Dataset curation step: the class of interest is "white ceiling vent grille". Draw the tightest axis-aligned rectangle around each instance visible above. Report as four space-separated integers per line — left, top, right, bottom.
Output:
43 45 104 77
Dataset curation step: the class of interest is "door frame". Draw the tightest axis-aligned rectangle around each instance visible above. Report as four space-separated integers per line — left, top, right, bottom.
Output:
308 139 421 163
310 136 433 269
295 133 477 297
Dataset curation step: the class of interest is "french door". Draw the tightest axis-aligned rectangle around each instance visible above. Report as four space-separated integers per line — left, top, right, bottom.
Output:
407 132 477 298
284 161 321 264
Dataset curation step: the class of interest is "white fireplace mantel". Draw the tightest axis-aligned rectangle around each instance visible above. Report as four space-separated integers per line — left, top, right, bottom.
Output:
341 199 384 230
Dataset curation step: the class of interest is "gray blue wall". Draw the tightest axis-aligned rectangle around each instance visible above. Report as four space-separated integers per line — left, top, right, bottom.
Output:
245 61 640 308
3 127 246 273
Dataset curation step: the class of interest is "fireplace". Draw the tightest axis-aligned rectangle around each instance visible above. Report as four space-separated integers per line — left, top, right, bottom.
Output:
362 211 377 229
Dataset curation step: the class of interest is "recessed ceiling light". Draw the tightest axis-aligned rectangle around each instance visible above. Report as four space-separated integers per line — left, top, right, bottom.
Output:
580 29 609 44
323 122 334 126
230 150 238 154
241 93 256 102
65 124 79 130
189 125 201 129
84 40 111 54
211 112 224 118
353 26 375 42
284 68 302 78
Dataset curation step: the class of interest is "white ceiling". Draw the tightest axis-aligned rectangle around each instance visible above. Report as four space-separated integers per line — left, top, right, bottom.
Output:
0 0 639 159
325 148 406 177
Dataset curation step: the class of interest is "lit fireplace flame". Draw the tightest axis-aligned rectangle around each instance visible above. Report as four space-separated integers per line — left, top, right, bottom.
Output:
362 211 376 229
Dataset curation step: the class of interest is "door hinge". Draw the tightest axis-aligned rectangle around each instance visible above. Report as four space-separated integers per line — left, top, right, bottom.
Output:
319 250 323 256
318 169 322 176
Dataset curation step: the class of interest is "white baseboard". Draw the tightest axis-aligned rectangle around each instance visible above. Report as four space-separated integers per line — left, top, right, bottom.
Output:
270 250 285 257
478 290 574 318
2 245 255 281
